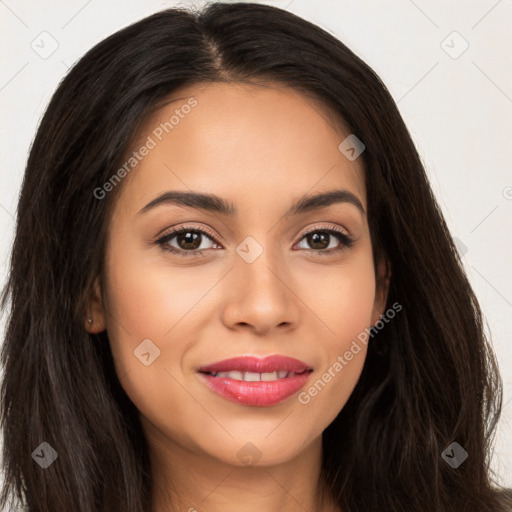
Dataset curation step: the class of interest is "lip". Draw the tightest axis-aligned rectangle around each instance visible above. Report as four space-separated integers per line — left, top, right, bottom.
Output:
198 355 312 374
197 355 313 407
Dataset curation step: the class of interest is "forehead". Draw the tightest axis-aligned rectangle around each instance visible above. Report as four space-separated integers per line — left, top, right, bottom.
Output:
114 81 366 215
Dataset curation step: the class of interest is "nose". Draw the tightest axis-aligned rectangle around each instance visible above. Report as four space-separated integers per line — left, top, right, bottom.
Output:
221 249 300 335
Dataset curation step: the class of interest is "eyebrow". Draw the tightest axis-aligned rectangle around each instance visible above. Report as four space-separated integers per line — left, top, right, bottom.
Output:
137 189 365 217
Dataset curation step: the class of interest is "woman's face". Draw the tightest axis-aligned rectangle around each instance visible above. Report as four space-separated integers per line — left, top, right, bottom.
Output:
88 82 389 467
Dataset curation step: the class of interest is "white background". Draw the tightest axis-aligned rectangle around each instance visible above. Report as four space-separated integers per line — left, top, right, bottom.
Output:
0 0 511 505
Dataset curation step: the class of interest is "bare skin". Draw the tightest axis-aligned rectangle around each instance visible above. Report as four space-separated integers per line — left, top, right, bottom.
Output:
85 81 390 512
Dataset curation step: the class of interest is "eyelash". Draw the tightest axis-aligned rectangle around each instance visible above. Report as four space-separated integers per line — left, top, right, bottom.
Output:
155 224 355 257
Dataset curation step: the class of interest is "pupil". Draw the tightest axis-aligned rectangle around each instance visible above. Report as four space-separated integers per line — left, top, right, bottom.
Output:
179 231 201 250
308 232 329 250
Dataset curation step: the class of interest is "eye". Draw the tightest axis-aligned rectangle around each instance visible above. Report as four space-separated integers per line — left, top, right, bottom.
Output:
155 224 355 257
294 226 354 255
155 225 221 257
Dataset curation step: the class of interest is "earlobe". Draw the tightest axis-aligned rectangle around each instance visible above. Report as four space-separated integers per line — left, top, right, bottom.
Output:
84 276 107 333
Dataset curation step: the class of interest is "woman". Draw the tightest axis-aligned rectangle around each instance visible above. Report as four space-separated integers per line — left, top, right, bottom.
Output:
1 2 510 511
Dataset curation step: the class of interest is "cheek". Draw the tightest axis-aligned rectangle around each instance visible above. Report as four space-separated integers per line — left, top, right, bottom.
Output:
293 250 375 418
102 239 229 413
103 235 216 355
102 249 211 438
296 247 376 343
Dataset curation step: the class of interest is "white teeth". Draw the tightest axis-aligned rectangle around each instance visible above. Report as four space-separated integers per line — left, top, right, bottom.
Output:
216 371 243 380
211 370 294 381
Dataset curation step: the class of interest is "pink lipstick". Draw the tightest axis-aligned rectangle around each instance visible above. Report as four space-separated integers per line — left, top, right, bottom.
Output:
198 355 313 407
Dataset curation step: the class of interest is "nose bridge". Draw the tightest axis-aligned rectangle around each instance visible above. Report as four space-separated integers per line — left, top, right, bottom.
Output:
234 233 286 299
222 233 298 332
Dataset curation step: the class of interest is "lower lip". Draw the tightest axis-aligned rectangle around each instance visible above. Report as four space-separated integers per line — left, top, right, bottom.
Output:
199 372 312 407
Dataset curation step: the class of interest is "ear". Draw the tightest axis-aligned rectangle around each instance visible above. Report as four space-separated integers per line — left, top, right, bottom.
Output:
371 257 391 326
84 275 106 333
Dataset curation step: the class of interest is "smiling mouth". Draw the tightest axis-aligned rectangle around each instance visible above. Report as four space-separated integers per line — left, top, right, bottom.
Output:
197 355 314 406
198 369 313 407
200 369 312 382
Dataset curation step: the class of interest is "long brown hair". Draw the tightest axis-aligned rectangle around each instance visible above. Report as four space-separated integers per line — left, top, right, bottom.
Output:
1 2 511 511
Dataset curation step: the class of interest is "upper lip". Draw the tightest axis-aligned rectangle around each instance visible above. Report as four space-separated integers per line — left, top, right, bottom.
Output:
198 355 313 374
